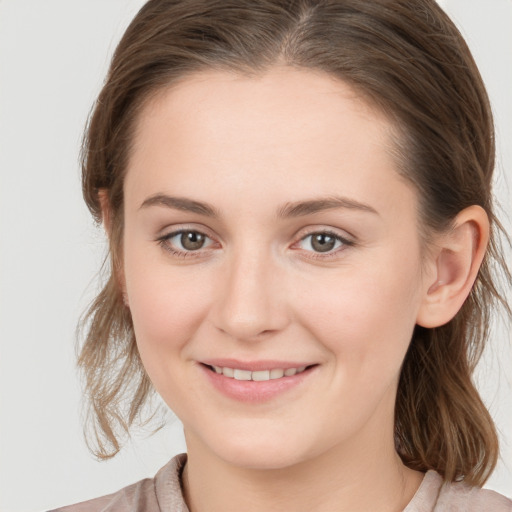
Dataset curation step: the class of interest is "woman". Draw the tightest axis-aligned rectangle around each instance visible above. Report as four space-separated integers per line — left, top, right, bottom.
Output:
53 0 512 510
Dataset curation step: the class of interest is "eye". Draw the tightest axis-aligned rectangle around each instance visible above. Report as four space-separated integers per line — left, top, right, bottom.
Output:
296 231 352 255
158 229 215 256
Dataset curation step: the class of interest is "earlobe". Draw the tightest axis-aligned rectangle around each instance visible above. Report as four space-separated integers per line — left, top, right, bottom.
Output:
416 206 489 328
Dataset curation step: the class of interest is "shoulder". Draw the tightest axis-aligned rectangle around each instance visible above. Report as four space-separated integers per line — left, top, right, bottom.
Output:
48 453 188 512
48 477 157 512
405 470 512 511
407 470 512 512
437 478 512 512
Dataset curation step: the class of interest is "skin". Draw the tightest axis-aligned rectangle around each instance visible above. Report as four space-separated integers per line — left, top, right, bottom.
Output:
117 66 488 512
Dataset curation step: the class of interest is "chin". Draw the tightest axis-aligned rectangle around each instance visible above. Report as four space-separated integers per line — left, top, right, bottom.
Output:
220 447 305 471
204 430 317 471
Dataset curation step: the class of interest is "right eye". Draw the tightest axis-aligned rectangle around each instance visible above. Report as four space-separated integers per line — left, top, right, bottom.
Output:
158 229 215 256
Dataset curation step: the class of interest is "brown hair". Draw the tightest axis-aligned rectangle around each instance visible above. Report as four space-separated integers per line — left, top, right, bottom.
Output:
78 0 511 485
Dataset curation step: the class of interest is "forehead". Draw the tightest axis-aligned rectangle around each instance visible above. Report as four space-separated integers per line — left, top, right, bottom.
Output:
125 66 414 219
135 66 389 149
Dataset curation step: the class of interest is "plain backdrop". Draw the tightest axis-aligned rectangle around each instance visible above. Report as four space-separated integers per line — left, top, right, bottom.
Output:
0 1 511 511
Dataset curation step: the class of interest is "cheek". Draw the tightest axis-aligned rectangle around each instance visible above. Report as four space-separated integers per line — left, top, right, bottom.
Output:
295 255 422 376
123 252 218 410
123 246 213 356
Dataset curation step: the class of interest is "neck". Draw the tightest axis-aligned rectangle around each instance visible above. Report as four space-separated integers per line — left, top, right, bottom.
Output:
182 418 424 512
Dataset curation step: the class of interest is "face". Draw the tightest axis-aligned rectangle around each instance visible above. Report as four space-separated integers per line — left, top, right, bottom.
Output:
122 67 431 470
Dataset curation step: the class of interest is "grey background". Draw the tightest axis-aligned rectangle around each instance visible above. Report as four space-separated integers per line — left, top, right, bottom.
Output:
1 1 510 510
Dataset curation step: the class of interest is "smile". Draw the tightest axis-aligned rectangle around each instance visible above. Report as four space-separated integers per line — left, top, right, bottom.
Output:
200 360 317 403
208 365 308 381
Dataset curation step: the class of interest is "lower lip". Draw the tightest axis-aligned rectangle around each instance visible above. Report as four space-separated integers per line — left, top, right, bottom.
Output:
199 364 315 403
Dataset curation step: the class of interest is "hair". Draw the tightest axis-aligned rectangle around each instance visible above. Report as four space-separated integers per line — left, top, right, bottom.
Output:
78 0 511 486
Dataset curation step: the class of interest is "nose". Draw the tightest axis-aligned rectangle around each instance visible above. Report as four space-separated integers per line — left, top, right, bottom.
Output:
210 247 290 341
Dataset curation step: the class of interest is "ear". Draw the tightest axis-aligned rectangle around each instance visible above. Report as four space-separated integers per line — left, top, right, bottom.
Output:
98 188 112 236
416 205 489 328
97 188 129 306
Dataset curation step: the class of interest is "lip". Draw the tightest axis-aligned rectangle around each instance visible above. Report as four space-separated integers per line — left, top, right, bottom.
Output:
201 358 313 372
198 359 317 403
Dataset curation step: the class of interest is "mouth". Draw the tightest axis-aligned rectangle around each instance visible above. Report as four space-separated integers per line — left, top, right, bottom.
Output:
202 363 313 381
199 361 318 403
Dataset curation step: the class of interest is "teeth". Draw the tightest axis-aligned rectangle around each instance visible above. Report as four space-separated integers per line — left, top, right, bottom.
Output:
252 370 270 381
270 368 284 379
212 365 308 381
233 369 252 381
222 367 234 378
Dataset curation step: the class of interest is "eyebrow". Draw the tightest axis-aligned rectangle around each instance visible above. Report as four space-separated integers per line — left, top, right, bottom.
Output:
277 196 379 218
139 193 379 218
140 194 220 217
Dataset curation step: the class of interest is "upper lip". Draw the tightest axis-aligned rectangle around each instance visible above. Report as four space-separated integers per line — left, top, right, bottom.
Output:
200 359 315 371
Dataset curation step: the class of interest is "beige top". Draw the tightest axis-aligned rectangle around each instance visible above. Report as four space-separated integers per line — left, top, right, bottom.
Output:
51 453 512 512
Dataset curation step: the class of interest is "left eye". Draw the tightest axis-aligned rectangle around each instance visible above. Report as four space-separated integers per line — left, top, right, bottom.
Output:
162 230 214 252
297 232 347 253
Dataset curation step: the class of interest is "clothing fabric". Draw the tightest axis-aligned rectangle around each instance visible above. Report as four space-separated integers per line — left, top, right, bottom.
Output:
50 453 512 511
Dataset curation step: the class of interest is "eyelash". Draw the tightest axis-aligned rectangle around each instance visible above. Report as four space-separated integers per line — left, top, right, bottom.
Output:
156 228 355 260
295 230 355 260
157 229 216 259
